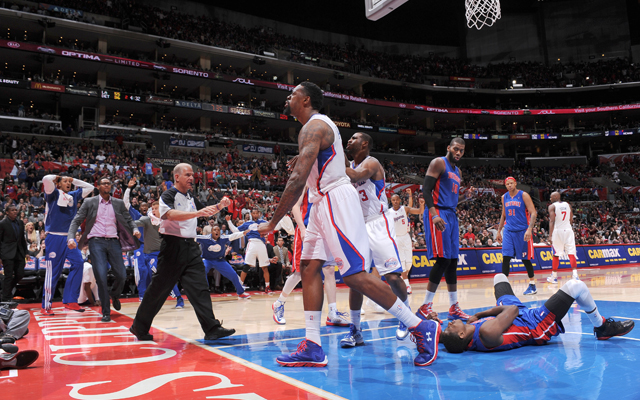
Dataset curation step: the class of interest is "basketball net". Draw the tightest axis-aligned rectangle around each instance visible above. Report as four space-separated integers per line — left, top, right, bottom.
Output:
465 0 501 30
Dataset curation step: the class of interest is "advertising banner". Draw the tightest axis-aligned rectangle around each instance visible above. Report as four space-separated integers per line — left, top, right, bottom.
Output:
174 100 202 109
31 81 65 93
582 245 640 267
146 95 174 105
169 138 205 148
242 144 273 154
253 110 276 119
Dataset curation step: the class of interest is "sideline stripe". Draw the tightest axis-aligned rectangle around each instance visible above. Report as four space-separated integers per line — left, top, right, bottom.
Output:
564 331 640 341
115 308 348 400
611 316 640 321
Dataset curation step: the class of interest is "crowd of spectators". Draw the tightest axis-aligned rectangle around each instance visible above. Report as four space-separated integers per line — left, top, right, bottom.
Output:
4 0 640 91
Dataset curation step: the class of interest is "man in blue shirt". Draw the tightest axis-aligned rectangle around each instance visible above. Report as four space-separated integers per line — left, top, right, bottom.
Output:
196 225 250 299
230 209 272 293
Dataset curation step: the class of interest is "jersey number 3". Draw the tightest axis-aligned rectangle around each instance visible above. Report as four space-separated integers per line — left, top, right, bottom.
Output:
359 190 368 202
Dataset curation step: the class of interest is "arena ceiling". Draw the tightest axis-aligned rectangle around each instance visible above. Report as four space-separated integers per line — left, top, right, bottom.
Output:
210 0 552 47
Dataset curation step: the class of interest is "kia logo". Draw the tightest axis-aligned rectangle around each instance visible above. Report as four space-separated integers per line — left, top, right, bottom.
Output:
8 42 20 48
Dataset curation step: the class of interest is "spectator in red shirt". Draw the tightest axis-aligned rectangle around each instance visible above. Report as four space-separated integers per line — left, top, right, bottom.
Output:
463 230 475 242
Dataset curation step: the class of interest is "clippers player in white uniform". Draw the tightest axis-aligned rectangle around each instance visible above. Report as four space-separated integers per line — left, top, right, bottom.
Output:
387 188 425 294
258 82 440 368
547 191 579 283
343 132 412 342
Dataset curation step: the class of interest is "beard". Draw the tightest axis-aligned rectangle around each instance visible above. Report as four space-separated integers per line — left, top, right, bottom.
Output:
283 104 291 116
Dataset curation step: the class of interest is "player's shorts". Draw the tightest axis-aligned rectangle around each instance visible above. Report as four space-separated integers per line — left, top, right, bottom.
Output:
496 294 565 338
293 227 335 273
502 228 533 260
395 234 413 272
551 229 576 257
245 238 270 267
301 184 371 278
366 214 402 276
424 207 459 260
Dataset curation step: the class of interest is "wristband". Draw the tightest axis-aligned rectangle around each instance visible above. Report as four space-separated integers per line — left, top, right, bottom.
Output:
431 215 438 220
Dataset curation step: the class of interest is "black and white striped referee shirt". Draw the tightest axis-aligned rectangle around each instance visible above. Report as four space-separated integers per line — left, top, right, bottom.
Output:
159 187 205 238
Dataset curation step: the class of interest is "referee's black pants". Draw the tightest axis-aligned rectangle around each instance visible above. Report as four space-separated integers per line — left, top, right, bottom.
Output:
132 235 221 335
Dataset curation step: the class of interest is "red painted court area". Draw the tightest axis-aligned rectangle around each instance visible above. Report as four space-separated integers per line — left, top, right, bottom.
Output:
2 304 321 400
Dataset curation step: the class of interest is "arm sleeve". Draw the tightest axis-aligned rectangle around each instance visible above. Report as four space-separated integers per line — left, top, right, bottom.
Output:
42 174 57 195
159 190 175 218
123 188 132 210
228 219 241 233
73 178 95 198
222 231 245 241
423 175 437 209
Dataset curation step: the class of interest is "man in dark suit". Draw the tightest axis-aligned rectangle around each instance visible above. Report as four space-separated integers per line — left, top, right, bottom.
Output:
0 205 27 302
68 177 140 322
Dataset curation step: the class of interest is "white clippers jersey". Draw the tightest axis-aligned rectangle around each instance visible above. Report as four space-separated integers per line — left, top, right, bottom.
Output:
351 156 387 219
387 205 410 236
553 201 572 230
305 114 351 203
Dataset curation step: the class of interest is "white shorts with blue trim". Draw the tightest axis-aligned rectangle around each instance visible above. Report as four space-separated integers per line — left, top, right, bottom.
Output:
301 184 371 277
366 214 402 276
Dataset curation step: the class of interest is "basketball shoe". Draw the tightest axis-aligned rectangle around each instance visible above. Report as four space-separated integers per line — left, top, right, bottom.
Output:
326 311 350 327
272 301 286 325
523 284 537 295
448 302 470 321
409 319 441 366
594 318 634 340
340 324 365 348
276 339 327 367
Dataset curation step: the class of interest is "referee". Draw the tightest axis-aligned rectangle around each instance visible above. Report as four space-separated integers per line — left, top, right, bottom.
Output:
129 163 234 341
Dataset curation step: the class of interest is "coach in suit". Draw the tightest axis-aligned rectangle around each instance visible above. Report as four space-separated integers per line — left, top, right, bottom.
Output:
68 177 140 321
0 205 27 302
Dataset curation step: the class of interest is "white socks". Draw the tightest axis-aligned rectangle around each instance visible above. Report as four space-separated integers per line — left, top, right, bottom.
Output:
278 271 301 303
403 278 410 287
423 289 436 305
328 303 337 315
448 291 458 306
387 298 421 328
305 311 322 345
560 279 603 328
350 309 362 330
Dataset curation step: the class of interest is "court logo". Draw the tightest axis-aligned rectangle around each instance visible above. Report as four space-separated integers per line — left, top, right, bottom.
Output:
49 252 56 259
136 251 141 257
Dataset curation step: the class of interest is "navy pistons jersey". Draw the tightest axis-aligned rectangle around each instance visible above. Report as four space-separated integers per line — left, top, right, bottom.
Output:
467 307 563 352
504 190 529 232
196 232 244 260
351 156 387 219
305 113 351 203
432 157 461 210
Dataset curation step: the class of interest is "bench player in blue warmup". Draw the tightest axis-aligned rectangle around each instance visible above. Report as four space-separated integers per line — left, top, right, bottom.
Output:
496 176 539 295
196 220 251 299
41 174 94 315
126 178 184 308
230 209 272 293
440 273 634 353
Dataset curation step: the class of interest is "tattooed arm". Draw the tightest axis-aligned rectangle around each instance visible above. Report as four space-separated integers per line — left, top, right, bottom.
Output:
258 120 332 234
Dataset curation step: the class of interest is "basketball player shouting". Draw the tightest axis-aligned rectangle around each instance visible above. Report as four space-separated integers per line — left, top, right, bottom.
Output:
259 82 440 367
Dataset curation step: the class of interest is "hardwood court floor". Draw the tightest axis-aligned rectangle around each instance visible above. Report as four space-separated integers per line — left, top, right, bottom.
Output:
4 266 640 400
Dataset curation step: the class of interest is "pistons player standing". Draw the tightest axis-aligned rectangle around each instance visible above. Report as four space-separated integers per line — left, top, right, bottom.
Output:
496 176 538 295
419 138 472 322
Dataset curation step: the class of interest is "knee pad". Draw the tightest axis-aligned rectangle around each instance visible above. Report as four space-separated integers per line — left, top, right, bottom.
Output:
494 273 509 286
560 279 587 300
444 262 457 285
428 258 450 285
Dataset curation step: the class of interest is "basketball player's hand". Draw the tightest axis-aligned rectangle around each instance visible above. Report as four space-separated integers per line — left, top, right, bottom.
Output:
257 221 275 235
134 230 141 239
467 315 479 324
406 188 412 196
287 156 298 171
299 226 306 241
419 197 425 206
67 239 77 250
128 177 136 188
496 232 503 243
524 229 532 242
433 216 446 232
423 311 442 324
219 197 231 208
